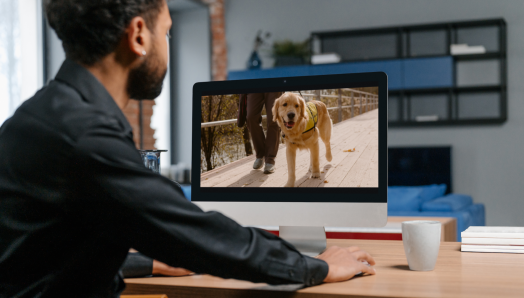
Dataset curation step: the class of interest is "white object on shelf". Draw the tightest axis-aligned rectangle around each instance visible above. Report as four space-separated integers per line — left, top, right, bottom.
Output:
311 53 341 65
450 44 487 55
415 115 439 122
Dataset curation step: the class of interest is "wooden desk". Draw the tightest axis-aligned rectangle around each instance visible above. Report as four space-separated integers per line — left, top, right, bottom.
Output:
123 239 524 298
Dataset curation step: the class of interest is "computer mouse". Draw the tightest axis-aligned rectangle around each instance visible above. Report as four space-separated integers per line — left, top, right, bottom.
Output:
354 261 371 276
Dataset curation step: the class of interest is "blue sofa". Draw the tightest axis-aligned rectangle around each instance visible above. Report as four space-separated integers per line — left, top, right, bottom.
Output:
387 185 485 241
181 185 191 201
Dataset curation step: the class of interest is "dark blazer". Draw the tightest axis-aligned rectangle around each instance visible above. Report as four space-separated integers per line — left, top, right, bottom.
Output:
121 252 153 278
0 60 328 298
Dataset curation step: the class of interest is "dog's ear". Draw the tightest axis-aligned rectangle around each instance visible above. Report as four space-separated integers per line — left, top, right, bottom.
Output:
272 95 281 122
299 96 308 120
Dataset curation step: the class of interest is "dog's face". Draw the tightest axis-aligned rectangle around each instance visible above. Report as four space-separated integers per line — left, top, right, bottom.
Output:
272 92 308 132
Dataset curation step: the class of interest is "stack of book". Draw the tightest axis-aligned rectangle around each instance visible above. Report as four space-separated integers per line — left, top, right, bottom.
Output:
461 226 524 253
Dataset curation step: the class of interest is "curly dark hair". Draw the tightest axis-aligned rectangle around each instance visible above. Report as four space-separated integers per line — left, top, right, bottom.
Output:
45 0 165 65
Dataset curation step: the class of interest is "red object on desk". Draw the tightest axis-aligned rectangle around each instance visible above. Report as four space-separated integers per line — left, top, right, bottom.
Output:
265 230 403 241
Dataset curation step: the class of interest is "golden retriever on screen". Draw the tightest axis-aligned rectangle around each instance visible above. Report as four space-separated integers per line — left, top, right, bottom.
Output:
272 92 332 187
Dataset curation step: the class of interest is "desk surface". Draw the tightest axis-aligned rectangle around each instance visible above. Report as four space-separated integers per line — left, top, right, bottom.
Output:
124 239 524 298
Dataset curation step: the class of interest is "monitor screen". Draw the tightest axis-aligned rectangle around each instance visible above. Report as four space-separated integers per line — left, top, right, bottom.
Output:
191 73 388 203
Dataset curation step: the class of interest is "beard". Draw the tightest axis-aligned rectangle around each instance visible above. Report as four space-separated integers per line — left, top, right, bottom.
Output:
127 48 167 100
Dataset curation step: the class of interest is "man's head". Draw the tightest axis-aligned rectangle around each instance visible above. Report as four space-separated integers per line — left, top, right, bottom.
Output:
45 0 172 100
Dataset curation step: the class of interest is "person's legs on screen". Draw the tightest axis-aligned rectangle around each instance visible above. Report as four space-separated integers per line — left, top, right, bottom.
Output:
264 92 282 166
246 93 266 167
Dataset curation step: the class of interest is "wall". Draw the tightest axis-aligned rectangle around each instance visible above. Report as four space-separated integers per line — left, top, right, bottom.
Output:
45 26 65 81
170 7 211 165
224 0 524 226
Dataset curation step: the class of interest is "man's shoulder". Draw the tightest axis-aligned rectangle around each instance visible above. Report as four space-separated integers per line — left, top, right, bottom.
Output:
15 80 125 142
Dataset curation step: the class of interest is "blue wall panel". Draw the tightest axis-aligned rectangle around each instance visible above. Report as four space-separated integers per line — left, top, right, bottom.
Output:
229 61 402 90
307 60 402 90
228 65 310 80
228 56 454 91
403 57 453 89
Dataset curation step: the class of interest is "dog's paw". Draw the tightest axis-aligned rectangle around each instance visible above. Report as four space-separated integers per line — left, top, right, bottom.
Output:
311 171 321 178
326 152 333 162
284 182 295 187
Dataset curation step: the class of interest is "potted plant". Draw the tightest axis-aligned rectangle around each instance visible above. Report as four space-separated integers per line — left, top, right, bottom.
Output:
272 38 311 67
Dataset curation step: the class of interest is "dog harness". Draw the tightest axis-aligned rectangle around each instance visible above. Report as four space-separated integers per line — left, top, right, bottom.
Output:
303 101 318 134
281 101 318 140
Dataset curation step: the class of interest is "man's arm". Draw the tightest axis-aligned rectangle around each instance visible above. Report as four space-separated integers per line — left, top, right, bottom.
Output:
121 253 193 278
121 252 153 278
73 122 329 286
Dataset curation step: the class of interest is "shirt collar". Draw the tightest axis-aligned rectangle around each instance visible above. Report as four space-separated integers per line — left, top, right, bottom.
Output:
54 59 133 134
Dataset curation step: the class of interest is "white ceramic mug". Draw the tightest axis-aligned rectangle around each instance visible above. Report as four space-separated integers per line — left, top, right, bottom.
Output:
401 220 441 271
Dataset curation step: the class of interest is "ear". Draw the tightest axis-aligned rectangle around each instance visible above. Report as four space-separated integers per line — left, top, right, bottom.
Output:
126 16 151 57
299 97 308 119
272 96 280 122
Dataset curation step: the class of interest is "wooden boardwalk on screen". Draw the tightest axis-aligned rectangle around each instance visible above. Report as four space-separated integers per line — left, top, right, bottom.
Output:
201 109 379 188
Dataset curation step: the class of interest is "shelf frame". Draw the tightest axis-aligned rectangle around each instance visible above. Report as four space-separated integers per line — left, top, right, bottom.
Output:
312 18 508 127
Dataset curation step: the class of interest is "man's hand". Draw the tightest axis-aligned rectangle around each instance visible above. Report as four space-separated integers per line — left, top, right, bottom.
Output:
152 260 193 276
317 246 376 282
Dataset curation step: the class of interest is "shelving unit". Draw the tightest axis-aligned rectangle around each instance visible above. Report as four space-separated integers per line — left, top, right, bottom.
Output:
312 18 507 127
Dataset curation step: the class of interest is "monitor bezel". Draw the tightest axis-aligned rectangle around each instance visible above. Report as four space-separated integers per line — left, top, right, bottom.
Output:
192 72 387 203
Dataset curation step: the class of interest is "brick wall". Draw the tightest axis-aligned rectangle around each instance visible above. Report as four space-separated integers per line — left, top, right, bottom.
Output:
202 0 228 81
122 99 156 149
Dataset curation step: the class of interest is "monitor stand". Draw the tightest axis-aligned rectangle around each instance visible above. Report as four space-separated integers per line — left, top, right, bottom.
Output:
279 226 326 257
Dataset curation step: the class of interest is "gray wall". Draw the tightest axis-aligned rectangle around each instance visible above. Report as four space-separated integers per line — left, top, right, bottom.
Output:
225 0 524 226
46 23 65 81
170 7 211 165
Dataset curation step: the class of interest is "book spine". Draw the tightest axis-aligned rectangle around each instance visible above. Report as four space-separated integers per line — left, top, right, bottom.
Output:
461 247 524 254
461 232 524 239
462 238 524 245
461 244 524 250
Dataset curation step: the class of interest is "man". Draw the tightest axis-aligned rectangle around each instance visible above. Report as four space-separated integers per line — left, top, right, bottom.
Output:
246 92 282 173
0 1 376 297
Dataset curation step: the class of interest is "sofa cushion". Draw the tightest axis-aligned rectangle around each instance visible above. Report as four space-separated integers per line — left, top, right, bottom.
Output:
389 184 447 204
387 188 423 212
418 184 447 203
181 185 191 200
421 194 473 212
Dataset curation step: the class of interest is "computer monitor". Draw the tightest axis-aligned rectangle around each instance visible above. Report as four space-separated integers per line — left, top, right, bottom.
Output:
192 72 388 255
